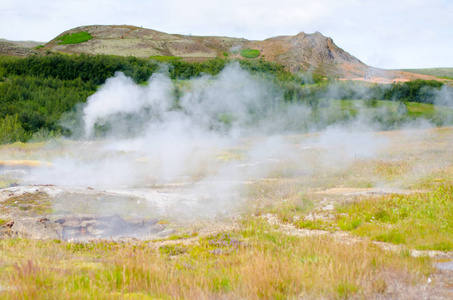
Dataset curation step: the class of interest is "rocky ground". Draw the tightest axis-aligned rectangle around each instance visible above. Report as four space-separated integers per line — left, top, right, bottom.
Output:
0 176 240 242
0 184 179 241
1 181 452 297
1 172 453 298
0 40 38 57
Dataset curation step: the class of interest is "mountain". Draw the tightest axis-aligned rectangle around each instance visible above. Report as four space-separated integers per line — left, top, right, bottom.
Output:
41 25 368 77
0 39 42 57
3 25 448 81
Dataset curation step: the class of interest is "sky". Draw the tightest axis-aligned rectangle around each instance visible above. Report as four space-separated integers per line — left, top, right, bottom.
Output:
1 0 452 69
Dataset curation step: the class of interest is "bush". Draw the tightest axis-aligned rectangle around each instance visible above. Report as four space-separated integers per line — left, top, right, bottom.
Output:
0 115 27 144
383 79 443 103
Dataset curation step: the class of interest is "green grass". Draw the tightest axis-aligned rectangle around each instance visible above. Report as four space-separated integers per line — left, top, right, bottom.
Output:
330 186 453 250
400 68 453 79
1 192 52 215
324 99 453 125
0 176 18 189
57 32 93 45
240 49 260 59
149 55 181 62
328 99 449 113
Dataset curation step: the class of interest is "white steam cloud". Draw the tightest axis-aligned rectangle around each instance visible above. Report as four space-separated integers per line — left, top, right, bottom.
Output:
20 63 453 219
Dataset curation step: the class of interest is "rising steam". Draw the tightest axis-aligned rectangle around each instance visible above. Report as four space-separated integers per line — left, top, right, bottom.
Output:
21 63 453 219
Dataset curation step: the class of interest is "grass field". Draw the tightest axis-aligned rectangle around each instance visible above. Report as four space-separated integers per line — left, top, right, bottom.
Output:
400 68 453 80
322 99 453 126
0 224 432 299
1 127 453 298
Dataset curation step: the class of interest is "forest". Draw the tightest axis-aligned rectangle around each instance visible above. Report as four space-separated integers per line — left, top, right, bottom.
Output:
0 53 450 144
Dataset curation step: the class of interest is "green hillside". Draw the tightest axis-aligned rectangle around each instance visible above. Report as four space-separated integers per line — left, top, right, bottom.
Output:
400 68 453 79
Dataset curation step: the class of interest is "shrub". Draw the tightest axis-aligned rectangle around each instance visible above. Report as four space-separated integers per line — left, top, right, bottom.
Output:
0 115 27 144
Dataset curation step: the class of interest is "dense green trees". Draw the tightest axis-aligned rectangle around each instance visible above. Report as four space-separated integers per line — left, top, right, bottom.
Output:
0 54 297 143
1 54 157 85
0 54 304 84
0 76 95 137
0 115 27 144
383 80 443 103
0 53 450 144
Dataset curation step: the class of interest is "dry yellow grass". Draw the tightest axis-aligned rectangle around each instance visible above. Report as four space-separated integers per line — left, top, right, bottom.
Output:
0 223 433 299
1 127 453 298
0 160 51 167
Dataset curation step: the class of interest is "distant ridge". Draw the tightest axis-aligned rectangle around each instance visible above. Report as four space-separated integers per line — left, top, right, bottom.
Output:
0 39 42 57
40 25 369 77
2 25 448 82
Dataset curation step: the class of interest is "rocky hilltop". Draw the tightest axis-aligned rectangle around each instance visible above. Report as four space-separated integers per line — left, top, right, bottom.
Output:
2 25 445 81
40 25 369 77
0 39 41 57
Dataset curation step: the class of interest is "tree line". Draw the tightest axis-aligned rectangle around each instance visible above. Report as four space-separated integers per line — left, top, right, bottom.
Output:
0 53 449 144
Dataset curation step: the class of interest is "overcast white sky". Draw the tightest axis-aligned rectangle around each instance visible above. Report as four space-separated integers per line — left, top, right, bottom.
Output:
1 0 452 69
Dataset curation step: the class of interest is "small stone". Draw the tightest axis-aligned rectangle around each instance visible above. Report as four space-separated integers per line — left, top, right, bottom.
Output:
9 219 62 240
5 221 14 228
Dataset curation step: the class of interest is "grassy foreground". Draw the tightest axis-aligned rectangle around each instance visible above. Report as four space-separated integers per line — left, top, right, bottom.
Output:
0 221 431 299
1 127 453 298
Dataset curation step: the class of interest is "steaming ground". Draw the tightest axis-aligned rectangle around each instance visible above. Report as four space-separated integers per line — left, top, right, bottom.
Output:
14 64 313 221
1 63 453 240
